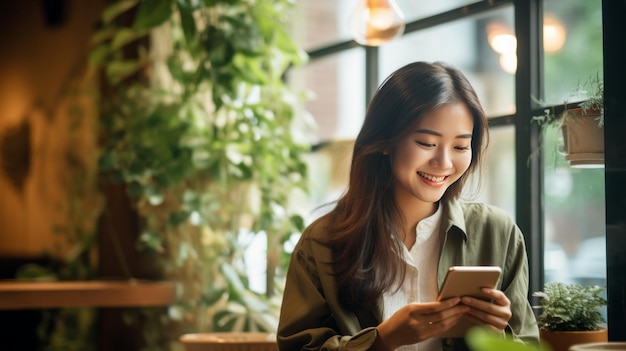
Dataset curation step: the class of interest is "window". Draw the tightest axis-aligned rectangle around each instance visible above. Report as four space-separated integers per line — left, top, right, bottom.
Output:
289 0 611 325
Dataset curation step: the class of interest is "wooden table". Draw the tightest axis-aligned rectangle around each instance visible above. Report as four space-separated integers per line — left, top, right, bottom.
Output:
0 279 175 310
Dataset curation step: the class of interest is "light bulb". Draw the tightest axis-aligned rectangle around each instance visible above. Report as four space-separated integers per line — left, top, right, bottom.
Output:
487 22 516 55
349 0 405 46
491 33 517 55
498 53 517 75
543 14 566 53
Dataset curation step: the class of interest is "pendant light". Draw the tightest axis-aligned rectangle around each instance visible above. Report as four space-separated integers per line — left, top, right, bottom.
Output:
349 0 405 46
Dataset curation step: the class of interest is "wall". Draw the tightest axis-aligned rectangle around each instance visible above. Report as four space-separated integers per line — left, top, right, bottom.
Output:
0 0 105 261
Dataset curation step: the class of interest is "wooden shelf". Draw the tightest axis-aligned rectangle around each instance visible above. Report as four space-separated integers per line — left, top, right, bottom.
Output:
0 279 175 310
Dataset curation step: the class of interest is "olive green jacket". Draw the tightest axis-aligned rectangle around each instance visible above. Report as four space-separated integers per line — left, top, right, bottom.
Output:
277 198 540 351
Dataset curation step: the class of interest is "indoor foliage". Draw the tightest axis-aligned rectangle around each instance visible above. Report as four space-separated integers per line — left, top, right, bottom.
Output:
533 282 607 331
89 0 311 347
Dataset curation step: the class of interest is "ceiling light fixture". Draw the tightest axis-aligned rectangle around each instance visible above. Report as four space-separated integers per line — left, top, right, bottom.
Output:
349 0 405 47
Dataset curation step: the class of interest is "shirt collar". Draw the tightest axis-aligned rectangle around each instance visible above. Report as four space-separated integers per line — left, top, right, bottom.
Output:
415 203 442 236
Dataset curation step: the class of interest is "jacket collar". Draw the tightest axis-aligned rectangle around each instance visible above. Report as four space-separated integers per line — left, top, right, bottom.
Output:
442 197 469 241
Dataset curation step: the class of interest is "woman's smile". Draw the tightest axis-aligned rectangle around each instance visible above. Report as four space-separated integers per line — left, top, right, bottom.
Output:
417 171 448 185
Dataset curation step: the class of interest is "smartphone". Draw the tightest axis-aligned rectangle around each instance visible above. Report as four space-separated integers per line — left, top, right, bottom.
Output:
437 265 502 301
436 265 502 337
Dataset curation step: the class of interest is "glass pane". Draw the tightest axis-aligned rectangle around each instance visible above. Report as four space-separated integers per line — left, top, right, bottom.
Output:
396 0 479 22
542 0 604 286
291 0 490 51
300 140 354 224
379 6 516 118
471 125 516 218
290 1 359 50
543 0 603 105
542 125 606 287
287 49 366 144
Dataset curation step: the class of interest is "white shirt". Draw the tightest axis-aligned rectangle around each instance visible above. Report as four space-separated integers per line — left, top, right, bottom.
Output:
382 205 443 351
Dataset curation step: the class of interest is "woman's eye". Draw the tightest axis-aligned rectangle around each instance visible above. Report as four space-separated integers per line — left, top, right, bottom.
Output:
455 146 471 151
416 141 435 147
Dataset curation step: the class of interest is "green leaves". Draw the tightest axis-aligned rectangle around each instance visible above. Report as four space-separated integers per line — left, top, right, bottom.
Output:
92 0 311 342
533 282 607 331
134 0 173 29
466 327 550 351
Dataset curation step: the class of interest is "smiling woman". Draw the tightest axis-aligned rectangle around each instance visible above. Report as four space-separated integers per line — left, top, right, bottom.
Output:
277 61 539 351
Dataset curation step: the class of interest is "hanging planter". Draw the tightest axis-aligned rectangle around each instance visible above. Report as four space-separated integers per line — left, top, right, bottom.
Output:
560 107 604 168
533 73 604 168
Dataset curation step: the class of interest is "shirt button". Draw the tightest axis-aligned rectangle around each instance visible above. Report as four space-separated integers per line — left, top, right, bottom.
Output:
445 338 454 347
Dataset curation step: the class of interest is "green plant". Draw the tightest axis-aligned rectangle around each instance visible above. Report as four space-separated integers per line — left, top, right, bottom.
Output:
574 73 604 125
529 73 604 167
91 0 311 338
532 73 604 129
532 282 607 332
466 327 550 351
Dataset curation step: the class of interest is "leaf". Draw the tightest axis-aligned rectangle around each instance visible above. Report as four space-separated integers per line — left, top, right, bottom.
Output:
273 26 308 66
169 211 190 226
144 185 164 206
220 263 246 299
175 0 203 10
466 327 547 351
102 0 140 24
105 55 149 84
91 27 117 46
177 4 197 45
134 0 173 30
111 28 149 51
106 60 141 84
88 44 110 69
15 263 57 281
290 214 305 232
98 151 118 171
138 230 164 252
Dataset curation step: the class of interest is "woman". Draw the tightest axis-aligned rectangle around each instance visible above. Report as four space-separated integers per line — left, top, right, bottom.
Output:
277 61 539 350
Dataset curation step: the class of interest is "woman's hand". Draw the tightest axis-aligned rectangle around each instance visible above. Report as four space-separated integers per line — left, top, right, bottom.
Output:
460 288 512 333
373 298 470 351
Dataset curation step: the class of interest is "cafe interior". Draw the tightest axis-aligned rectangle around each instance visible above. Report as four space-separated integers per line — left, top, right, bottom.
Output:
0 0 624 350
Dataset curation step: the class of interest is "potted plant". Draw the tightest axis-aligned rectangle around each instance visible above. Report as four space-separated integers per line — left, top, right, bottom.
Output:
560 74 604 167
533 74 604 168
532 282 608 351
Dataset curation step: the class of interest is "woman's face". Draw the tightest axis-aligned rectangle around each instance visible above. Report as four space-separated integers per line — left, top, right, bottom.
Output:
390 102 474 207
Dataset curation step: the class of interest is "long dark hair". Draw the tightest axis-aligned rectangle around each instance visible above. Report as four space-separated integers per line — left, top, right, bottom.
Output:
323 61 489 309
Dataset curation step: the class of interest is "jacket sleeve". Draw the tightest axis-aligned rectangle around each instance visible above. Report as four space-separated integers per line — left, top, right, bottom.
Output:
501 223 540 345
276 233 378 351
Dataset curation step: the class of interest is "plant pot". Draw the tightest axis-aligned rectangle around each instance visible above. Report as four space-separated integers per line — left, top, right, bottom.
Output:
540 328 608 351
179 332 278 351
560 108 604 168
